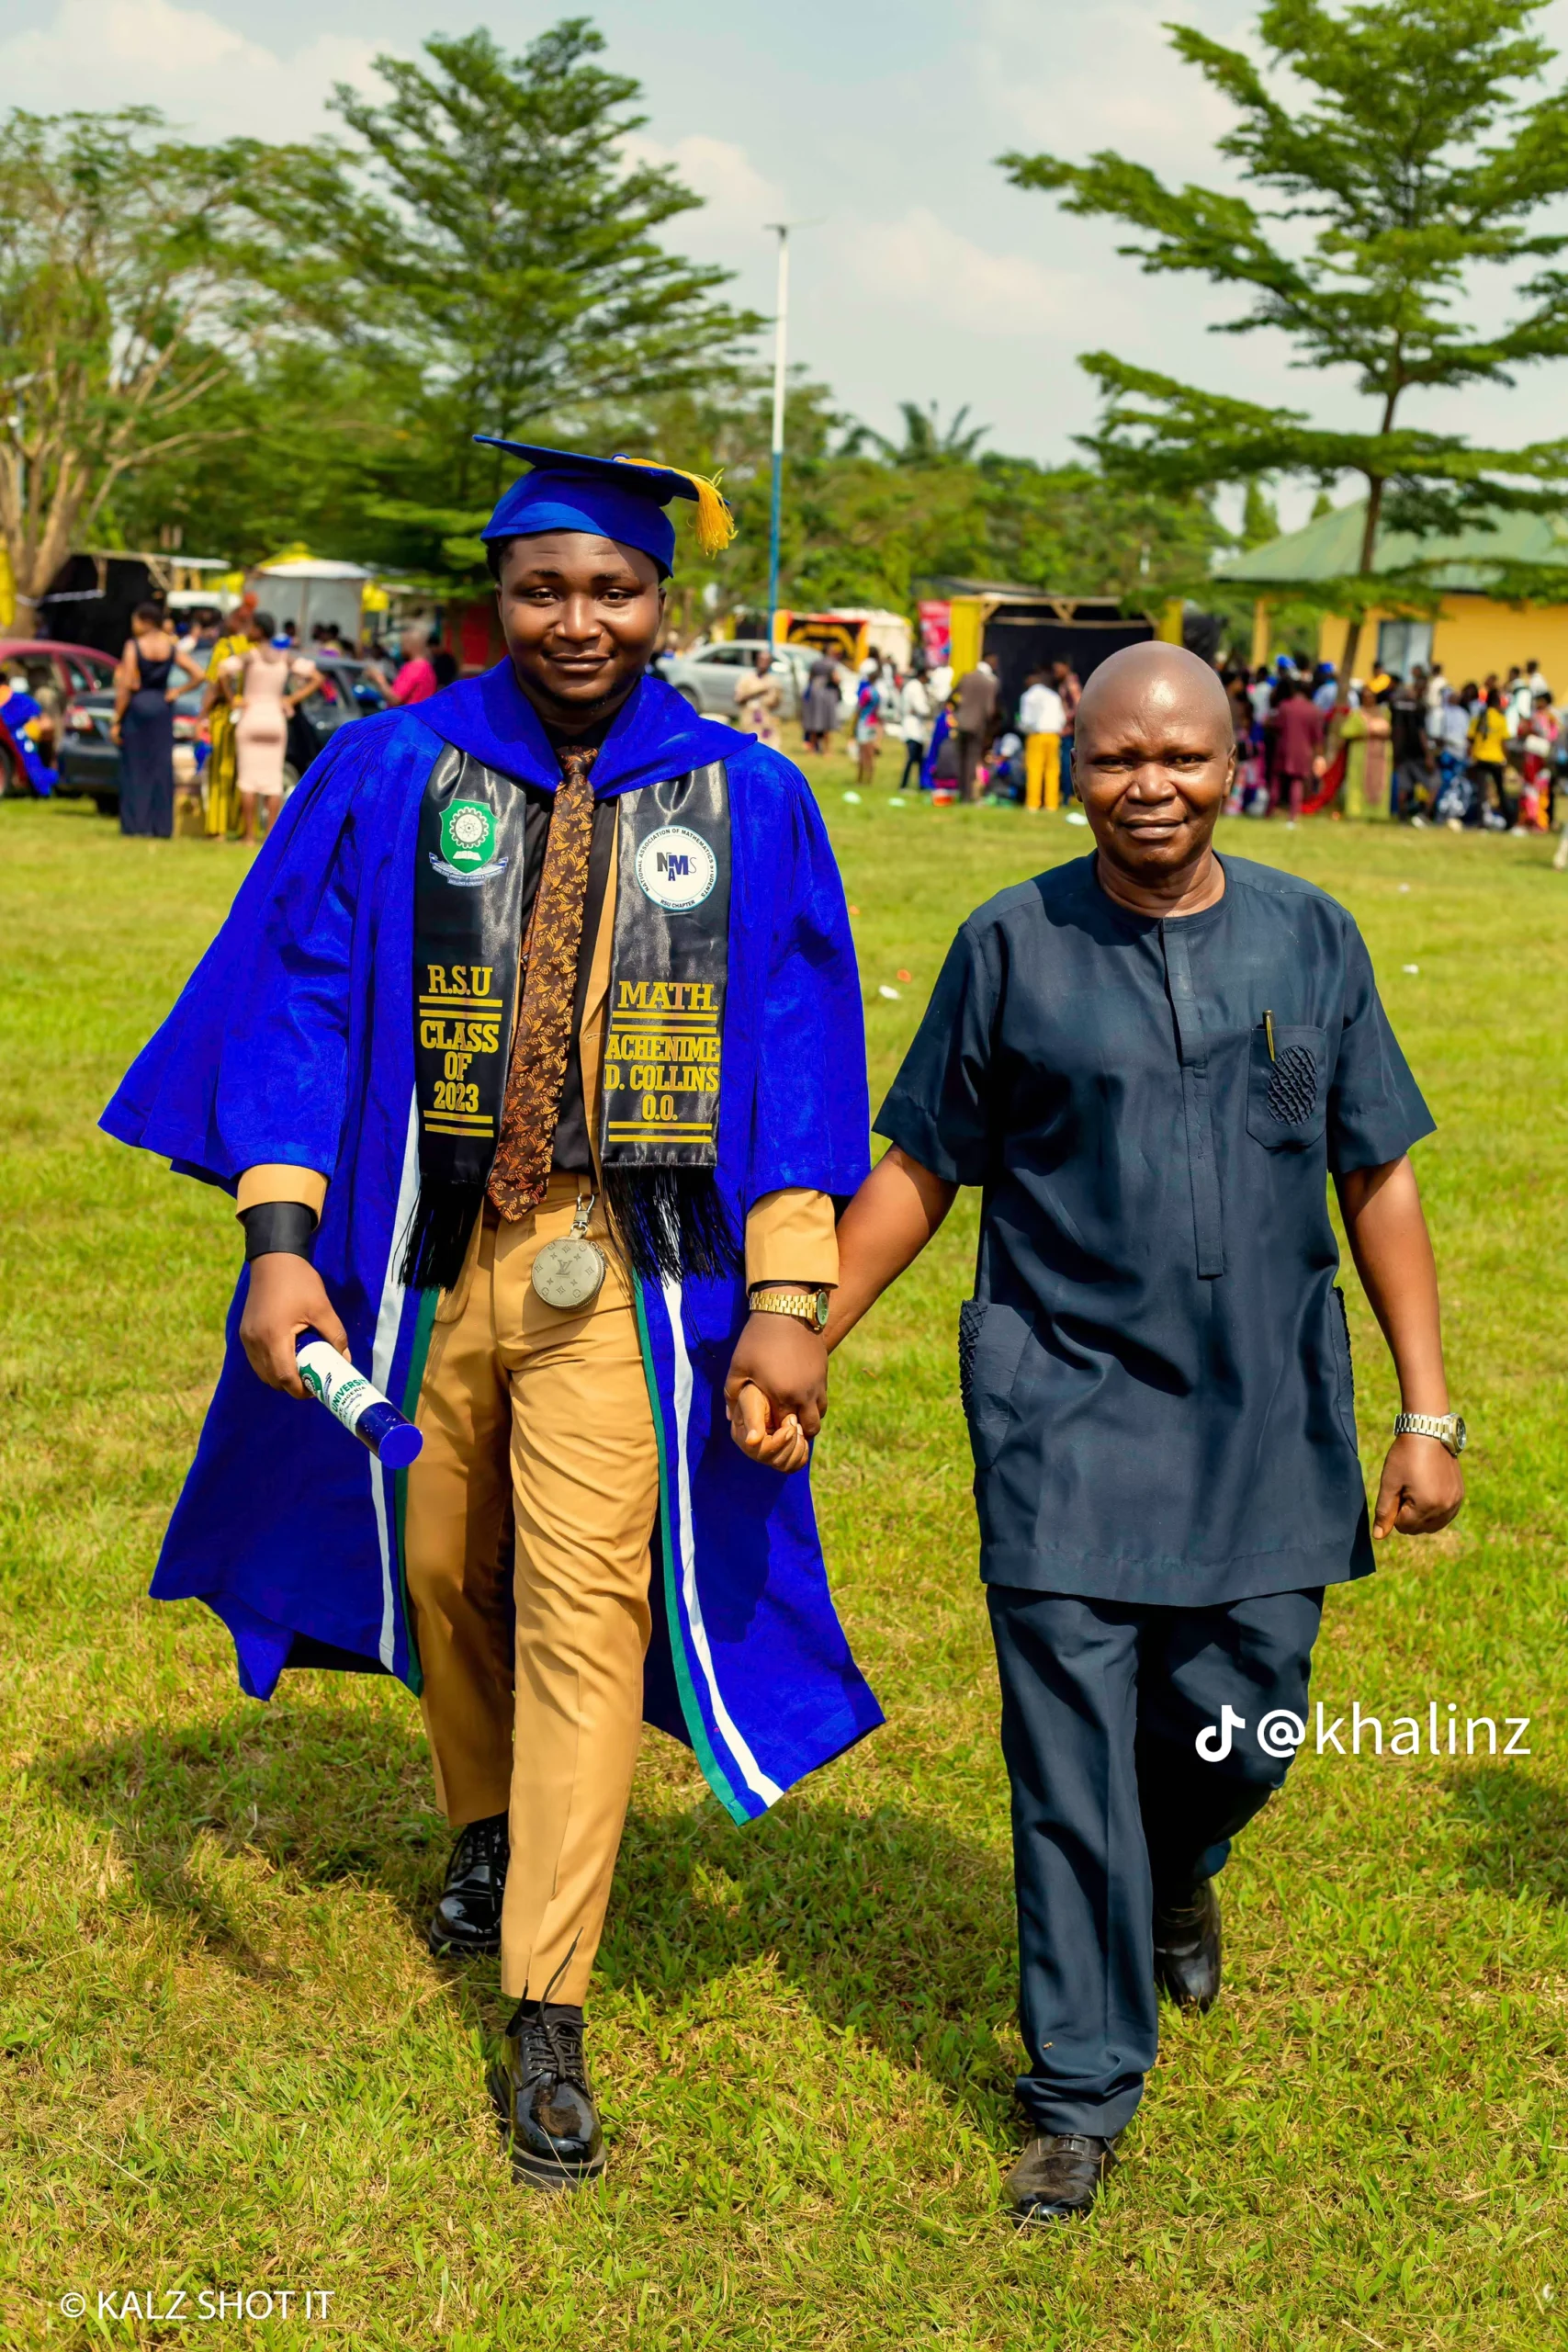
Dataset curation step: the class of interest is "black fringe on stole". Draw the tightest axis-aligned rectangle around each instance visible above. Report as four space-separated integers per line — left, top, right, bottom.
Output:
602 1167 741 1286
399 1170 740 1294
400 1182 484 1295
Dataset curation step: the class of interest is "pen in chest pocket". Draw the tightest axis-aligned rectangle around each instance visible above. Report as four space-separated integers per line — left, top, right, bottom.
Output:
1264 1009 1276 1063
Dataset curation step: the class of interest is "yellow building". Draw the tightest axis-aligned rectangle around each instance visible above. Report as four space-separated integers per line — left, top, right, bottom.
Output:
1216 501 1568 685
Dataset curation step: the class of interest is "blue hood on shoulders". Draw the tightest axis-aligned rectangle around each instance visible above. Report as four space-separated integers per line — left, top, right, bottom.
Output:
419 663 739 797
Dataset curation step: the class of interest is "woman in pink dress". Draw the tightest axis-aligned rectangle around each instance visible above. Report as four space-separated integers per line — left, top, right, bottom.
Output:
221 612 319 843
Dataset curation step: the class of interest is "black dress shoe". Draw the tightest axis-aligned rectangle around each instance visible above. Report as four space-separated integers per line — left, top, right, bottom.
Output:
489 2005 605 2192
1006 2131 1121 2225
1153 1876 1222 2011
427 1813 508 1957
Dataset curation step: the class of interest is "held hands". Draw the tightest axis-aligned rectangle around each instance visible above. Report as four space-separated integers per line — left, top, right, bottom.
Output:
723 1311 829 1476
240 1252 350 1399
1372 1431 1464 1539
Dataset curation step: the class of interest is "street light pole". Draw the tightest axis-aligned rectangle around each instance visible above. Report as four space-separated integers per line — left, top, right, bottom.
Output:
764 223 791 650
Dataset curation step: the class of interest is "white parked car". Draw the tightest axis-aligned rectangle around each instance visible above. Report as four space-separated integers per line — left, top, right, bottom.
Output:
659 639 809 721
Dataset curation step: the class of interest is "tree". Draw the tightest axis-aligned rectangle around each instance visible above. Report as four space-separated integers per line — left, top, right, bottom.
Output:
975 458 1225 603
850 401 991 468
35 22 767 596
0 107 312 626
1001 0 1568 679
611 383 1229 621
1241 481 1280 549
254 21 763 540
106 344 428 573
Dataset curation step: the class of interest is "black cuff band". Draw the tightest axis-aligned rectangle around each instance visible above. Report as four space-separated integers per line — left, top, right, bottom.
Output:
241 1200 320 1262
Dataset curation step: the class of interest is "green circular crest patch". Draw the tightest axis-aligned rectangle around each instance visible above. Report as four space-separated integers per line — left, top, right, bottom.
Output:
441 800 496 873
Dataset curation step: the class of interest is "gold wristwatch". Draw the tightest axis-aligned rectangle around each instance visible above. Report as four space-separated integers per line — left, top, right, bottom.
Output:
748 1284 831 1333
1393 1410 1467 1457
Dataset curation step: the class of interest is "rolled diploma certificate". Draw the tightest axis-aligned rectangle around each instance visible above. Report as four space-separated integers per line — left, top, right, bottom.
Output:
296 1338 423 1468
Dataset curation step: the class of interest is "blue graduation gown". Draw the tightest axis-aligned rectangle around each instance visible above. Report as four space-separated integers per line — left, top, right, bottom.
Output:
102 668 883 1823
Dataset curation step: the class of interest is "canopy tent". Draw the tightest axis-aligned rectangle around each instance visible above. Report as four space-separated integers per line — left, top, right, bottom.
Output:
253 556 373 647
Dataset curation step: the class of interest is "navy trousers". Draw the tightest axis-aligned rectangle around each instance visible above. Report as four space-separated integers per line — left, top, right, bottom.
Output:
118 695 175 837
986 1585 1323 2136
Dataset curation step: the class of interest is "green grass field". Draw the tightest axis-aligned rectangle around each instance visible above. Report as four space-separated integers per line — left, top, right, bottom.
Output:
4 764 1568 2349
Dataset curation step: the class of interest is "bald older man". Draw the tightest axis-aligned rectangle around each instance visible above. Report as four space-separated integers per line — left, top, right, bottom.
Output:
818 644 1463 2221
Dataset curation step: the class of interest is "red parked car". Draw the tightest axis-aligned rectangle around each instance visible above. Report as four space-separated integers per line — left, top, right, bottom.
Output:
0 638 118 795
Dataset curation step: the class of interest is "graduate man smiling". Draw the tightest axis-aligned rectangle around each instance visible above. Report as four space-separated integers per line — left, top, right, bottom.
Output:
104 444 882 2191
809 642 1464 2224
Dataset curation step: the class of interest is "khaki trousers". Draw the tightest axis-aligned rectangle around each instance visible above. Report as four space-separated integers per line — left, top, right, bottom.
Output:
403 1177 660 2003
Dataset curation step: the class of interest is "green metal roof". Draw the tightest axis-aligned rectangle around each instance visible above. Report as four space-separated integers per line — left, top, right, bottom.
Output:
1216 501 1568 591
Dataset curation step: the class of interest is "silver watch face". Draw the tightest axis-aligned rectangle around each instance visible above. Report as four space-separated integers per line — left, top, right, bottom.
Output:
1451 1415 1467 1454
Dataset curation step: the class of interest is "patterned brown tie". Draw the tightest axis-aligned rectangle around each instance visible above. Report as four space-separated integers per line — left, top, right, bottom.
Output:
486 742 598 1220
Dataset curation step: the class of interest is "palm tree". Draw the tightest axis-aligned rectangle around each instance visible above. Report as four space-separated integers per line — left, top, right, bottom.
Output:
846 401 991 467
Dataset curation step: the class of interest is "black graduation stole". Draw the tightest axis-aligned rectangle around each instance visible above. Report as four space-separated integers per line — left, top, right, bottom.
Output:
402 749 737 1292
400 746 530 1289
597 762 736 1282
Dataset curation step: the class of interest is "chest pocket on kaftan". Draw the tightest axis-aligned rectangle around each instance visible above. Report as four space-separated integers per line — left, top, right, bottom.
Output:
1246 1022 1328 1150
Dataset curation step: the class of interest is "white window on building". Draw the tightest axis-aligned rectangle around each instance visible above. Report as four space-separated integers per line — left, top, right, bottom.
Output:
1375 619 1434 679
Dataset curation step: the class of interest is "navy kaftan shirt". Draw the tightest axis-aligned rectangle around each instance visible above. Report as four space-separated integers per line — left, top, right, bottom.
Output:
875 854 1433 1606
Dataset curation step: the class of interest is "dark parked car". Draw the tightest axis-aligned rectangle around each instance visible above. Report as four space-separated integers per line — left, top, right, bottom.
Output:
58 655 387 816
0 638 118 796
59 684 208 814
287 657 389 776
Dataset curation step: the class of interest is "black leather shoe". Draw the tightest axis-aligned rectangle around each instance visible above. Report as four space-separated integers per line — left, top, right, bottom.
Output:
426 1813 508 1957
489 2005 605 2191
1153 1876 1222 2011
1006 2131 1121 2225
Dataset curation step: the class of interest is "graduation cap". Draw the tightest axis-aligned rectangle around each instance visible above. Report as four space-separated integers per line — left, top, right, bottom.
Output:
474 438 737 575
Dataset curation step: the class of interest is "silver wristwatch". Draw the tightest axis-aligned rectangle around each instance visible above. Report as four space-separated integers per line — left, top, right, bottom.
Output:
1393 1410 1466 1458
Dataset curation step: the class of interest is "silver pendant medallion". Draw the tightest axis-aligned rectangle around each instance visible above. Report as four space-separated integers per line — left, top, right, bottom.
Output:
531 1193 607 1310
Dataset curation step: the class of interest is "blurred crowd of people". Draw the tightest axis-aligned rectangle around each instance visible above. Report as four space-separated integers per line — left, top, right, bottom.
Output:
737 640 1086 810
31 589 1568 878
1224 651 1566 856
106 605 457 842
732 628 1568 870
0 661 62 793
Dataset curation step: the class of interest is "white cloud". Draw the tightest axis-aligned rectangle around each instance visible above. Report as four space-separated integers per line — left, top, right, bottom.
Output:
662 133 785 223
0 0 380 141
972 0 1253 173
623 130 787 246
847 206 1086 339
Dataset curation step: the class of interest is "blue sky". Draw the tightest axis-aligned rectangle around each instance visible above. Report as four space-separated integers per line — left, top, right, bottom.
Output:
10 0 1568 526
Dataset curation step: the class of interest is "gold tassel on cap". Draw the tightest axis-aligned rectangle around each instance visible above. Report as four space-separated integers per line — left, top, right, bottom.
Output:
619 458 737 557
682 470 739 558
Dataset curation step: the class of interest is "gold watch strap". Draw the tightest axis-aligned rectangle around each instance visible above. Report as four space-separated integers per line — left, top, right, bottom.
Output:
749 1285 829 1330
